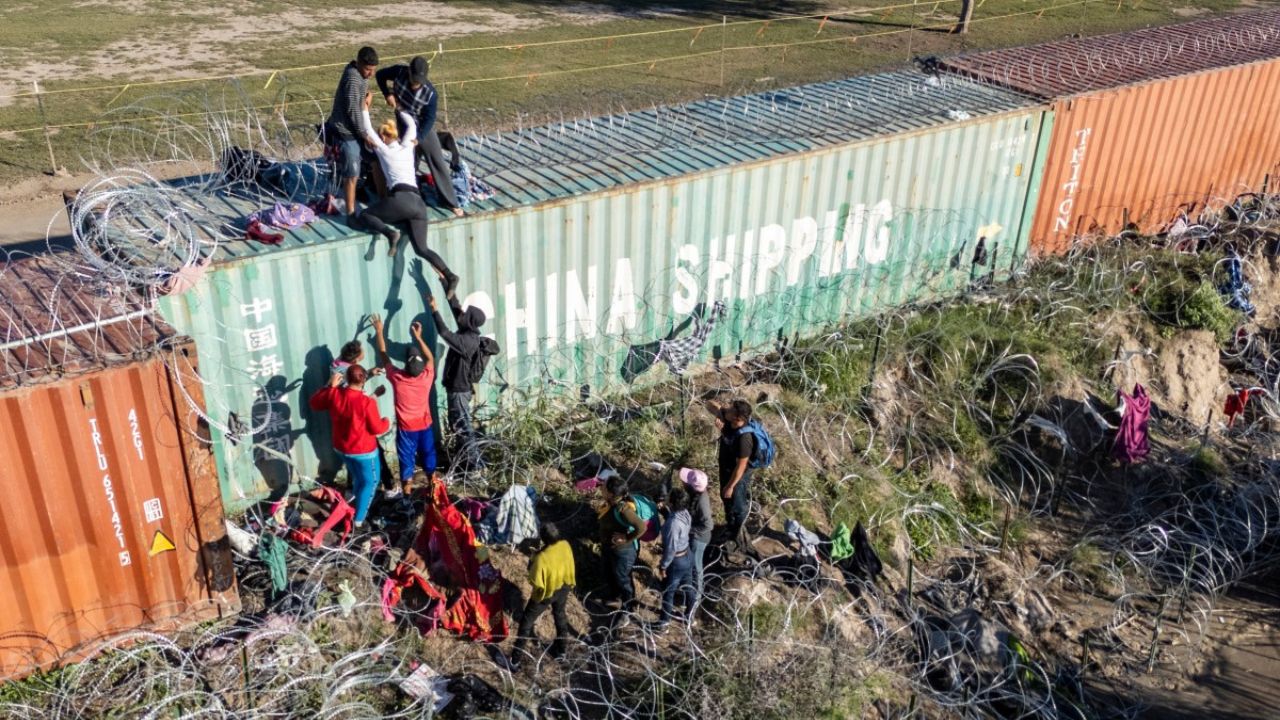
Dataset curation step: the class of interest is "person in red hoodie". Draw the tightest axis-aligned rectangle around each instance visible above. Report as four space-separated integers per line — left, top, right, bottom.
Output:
309 364 391 527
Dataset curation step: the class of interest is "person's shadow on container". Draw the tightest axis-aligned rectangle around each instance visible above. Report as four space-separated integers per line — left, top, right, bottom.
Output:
250 375 304 502
301 346 340 483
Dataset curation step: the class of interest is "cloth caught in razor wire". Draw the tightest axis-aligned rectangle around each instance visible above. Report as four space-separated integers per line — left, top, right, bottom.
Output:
1219 253 1255 316
655 300 727 376
1112 383 1151 465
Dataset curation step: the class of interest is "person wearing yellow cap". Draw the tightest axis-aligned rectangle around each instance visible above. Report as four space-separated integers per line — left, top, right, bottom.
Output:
511 522 577 667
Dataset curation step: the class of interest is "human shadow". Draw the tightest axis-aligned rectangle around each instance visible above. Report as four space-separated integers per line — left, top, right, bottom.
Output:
250 375 305 502
300 346 341 482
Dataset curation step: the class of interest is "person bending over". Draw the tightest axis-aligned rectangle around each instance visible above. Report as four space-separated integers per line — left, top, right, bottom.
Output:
375 55 465 216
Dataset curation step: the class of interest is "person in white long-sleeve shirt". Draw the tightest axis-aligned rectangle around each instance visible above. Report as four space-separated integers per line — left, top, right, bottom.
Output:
357 96 459 296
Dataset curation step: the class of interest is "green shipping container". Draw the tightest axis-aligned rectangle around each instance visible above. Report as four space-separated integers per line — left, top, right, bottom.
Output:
158 71 1051 507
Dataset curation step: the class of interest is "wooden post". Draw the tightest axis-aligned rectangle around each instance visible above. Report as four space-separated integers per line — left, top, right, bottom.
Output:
952 0 974 34
33 81 61 176
719 16 727 87
437 42 449 129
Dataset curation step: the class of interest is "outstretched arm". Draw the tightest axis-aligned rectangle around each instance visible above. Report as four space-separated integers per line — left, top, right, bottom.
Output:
374 65 397 104
410 320 434 372
359 106 386 151
397 110 417 145
427 293 464 352
371 313 391 368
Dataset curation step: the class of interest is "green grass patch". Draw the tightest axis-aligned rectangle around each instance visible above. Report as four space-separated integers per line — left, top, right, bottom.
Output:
0 1 1262 182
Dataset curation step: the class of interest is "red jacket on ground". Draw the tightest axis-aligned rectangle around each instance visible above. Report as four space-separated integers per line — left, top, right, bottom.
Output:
309 386 389 455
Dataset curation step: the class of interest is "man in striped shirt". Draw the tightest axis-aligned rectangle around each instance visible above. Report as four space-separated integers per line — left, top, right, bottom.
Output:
375 56 465 217
327 46 379 225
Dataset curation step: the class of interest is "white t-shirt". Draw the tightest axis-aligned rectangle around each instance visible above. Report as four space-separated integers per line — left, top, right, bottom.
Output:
360 109 418 189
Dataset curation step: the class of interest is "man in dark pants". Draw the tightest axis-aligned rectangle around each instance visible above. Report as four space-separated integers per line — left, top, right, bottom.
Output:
598 474 645 616
375 55 465 217
428 293 499 473
710 399 759 558
511 523 577 668
326 46 379 225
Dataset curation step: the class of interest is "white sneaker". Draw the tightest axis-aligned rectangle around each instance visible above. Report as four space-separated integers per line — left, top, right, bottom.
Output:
384 487 402 500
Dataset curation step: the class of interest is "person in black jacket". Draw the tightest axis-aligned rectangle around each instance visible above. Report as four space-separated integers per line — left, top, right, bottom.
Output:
374 56 465 216
428 292 498 473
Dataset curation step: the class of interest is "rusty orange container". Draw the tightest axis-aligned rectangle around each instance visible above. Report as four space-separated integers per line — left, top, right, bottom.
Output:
0 255 239 680
943 10 1280 253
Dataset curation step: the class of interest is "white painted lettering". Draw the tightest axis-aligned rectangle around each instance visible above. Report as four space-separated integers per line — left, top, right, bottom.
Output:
606 258 637 334
672 245 701 316
544 272 559 349
503 279 539 360
754 224 787 295
564 267 598 344
864 200 893 265
787 217 819 285
818 210 841 277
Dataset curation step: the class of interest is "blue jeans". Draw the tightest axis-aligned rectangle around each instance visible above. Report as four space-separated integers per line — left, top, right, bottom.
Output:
337 138 361 181
447 391 483 471
661 552 695 623
689 537 709 609
396 427 438 482
723 470 753 543
338 449 379 523
610 541 638 609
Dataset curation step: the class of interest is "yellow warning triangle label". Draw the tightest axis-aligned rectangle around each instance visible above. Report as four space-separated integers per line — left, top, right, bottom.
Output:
149 530 176 557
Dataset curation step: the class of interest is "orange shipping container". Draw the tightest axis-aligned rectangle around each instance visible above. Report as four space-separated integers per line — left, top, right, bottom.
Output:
942 10 1280 254
0 255 239 680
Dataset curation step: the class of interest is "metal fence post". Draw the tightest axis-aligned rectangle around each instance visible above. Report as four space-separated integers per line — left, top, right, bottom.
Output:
33 81 62 176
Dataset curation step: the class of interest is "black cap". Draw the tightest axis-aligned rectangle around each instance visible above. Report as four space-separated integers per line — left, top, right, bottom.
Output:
358 46 379 66
409 56 428 85
405 348 428 377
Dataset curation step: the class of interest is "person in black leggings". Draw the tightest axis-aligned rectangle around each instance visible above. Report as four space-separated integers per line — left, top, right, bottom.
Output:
357 97 459 297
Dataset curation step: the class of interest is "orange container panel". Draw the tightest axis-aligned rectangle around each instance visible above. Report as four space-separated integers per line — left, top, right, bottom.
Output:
1031 59 1280 253
0 343 238 677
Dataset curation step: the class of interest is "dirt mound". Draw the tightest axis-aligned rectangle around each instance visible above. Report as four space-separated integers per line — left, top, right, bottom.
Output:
1105 327 1226 429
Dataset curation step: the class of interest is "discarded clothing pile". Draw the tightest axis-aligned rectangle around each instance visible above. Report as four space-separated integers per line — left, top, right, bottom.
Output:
450 162 495 207
383 479 510 642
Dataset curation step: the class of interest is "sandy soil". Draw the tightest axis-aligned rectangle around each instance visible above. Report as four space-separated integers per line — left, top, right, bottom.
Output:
0 2 675 101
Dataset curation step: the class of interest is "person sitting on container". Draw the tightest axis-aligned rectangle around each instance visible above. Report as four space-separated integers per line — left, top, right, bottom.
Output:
371 313 436 499
428 293 500 474
375 55 466 217
308 364 390 528
358 95 460 298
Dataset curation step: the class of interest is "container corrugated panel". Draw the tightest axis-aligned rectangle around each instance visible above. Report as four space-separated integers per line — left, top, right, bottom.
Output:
940 9 1280 99
1028 58 1280 253
158 70 1050 506
0 256 238 680
149 70 1038 257
1 253 176 389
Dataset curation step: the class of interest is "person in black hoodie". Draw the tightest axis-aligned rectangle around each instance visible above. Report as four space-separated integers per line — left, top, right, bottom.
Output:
429 292 499 473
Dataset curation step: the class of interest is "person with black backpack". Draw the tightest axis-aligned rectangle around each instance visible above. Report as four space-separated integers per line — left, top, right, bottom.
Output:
708 399 775 557
429 293 499 474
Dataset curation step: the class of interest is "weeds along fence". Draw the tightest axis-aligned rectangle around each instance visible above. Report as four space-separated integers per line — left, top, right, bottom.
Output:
0 0 1111 179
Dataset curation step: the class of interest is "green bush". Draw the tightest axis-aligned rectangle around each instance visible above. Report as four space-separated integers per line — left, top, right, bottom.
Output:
1145 279 1238 341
